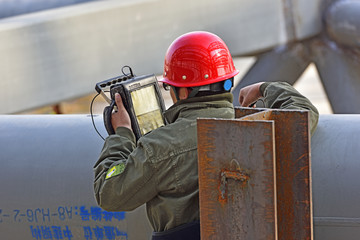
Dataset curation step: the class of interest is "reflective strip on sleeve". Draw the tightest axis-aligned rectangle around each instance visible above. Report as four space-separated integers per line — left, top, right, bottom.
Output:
105 163 125 179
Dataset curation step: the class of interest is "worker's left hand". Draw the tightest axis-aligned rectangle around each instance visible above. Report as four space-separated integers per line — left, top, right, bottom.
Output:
238 82 264 107
111 93 132 131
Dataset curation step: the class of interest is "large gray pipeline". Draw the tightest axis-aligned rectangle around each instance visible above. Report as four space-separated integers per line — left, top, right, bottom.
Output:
0 114 359 239
312 114 360 239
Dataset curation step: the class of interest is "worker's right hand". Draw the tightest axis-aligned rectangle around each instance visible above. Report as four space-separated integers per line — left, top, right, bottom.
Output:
111 93 132 131
238 82 264 107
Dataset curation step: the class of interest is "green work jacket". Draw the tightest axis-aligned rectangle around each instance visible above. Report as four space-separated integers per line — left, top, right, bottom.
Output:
93 82 319 232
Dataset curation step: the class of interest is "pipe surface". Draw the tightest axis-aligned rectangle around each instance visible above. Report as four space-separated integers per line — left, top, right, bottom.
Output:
312 114 360 240
0 115 152 240
0 114 359 239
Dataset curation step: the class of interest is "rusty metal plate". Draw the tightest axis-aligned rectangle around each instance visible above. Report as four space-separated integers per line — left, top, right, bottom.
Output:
197 118 277 240
239 109 273 121
267 110 313 240
234 106 264 118
238 109 313 240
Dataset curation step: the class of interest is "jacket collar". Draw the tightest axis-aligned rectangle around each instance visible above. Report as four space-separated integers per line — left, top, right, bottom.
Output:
163 93 233 124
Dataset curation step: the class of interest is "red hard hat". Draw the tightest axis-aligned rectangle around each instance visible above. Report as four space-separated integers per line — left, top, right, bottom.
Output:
160 31 239 87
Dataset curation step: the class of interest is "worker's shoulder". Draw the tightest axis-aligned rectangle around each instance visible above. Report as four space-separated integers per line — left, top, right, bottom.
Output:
138 118 198 161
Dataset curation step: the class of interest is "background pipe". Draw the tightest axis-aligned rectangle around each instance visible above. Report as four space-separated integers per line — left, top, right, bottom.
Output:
0 114 359 239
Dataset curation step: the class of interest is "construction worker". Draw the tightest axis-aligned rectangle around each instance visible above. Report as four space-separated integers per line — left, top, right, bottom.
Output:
93 31 319 240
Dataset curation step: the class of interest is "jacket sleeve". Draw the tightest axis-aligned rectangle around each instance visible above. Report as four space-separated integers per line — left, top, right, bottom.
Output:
260 82 319 135
93 127 158 212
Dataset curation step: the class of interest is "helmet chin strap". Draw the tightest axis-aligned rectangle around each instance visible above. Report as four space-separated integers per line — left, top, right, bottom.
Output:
188 87 200 98
171 86 180 101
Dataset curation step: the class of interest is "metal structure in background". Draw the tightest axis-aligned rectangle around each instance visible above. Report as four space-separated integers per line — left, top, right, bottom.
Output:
0 0 324 113
0 0 99 19
0 0 359 113
0 114 359 239
198 108 312 239
232 0 360 114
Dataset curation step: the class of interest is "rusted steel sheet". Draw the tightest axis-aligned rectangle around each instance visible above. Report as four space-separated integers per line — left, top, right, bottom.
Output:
234 107 264 118
198 109 312 239
266 110 313 240
238 109 313 240
239 109 273 121
197 118 277 240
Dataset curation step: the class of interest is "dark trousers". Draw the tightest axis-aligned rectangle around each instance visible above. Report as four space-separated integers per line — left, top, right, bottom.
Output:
152 221 200 240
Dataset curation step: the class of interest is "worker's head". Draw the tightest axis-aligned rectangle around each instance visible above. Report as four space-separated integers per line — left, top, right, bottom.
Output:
159 31 239 103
